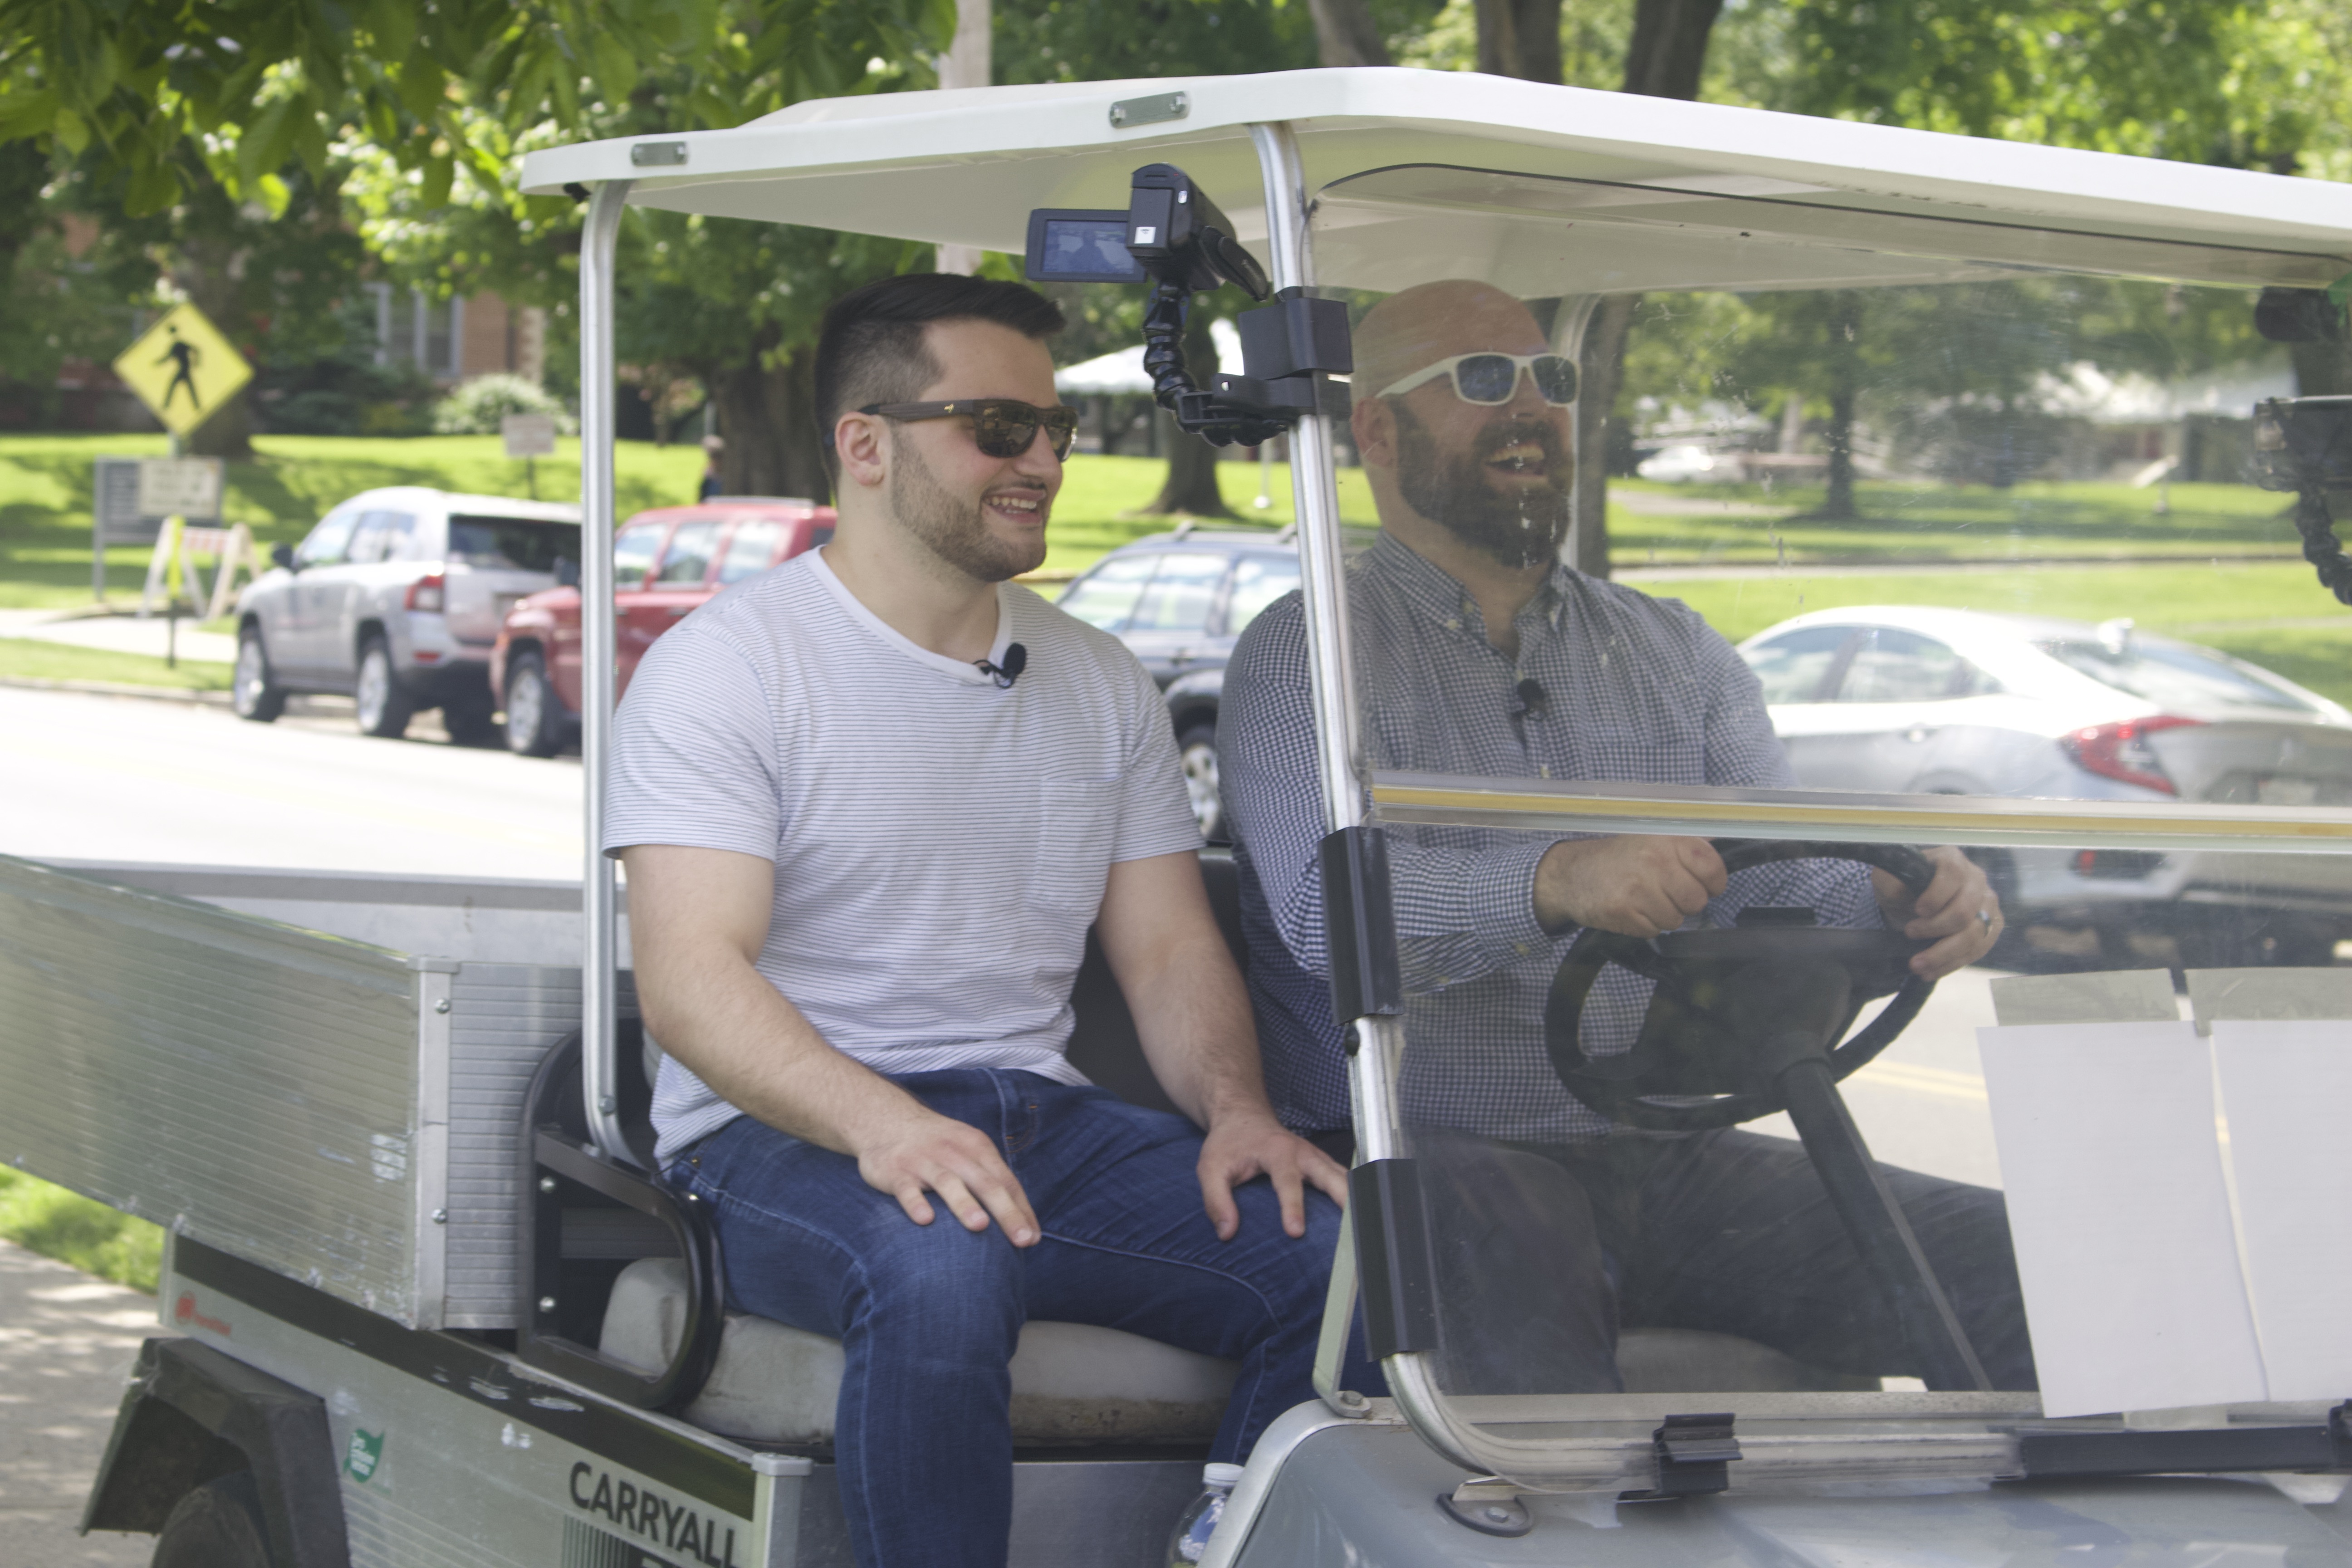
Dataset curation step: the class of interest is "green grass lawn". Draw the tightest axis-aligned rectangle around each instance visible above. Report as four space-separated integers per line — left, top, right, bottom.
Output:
1604 477 2300 566
0 434 1369 602
0 637 233 689
0 1166 161 1293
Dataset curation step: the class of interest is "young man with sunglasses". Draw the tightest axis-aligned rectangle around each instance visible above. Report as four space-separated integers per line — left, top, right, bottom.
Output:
607 273 1361 1568
1220 279 2034 1395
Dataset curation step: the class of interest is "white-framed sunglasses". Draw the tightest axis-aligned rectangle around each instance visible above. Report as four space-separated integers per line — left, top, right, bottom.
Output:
1377 351 1580 406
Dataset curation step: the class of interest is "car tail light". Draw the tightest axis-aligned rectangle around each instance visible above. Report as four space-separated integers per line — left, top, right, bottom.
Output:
406 573 446 613
2060 715 2203 795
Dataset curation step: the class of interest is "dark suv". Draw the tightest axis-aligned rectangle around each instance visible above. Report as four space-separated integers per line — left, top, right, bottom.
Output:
1055 528 1313 841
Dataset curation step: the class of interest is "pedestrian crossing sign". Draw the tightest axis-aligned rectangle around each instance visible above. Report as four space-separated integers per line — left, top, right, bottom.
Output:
113 303 254 437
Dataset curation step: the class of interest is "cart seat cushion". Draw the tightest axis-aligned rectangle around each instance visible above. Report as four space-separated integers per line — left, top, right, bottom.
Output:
600 1258 1240 1446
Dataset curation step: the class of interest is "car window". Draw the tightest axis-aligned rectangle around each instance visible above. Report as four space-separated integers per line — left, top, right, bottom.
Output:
717 520 784 584
295 506 362 567
345 510 415 565
1058 553 1161 632
1130 553 1228 633
1834 628 1988 703
1224 554 1301 636
614 523 663 589
1743 626 1853 704
2039 635 2323 715
654 521 721 586
448 516 580 572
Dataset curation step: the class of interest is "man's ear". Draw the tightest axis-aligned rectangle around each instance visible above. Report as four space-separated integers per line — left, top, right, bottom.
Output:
833 412 890 490
1352 395 1395 471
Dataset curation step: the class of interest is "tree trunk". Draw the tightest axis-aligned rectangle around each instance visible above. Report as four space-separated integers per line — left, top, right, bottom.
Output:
1475 0 1565 80
174 235 256 461
1553 0 1729 573
711 343 832 505
1820 293 1862 521
1308 0 1392 66
1146 314 1235 519
1621 0 1727 98
1573 294 1638 579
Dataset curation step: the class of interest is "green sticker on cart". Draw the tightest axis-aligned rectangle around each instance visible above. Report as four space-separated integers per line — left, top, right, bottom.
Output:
344 1428 383 1482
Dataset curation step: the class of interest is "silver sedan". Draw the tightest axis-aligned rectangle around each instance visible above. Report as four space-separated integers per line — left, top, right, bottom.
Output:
1738 606 2352 967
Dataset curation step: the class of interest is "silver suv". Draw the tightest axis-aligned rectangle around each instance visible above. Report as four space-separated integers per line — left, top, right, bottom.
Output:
232 487 582 742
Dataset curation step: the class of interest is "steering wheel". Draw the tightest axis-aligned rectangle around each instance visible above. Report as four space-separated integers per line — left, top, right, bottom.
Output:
1542 839 1939 1131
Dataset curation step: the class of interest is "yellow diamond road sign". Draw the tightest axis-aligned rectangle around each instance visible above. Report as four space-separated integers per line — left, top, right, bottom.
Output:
113 303 254 438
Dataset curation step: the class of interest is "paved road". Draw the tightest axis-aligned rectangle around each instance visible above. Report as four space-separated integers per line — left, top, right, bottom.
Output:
0 685 583 880
0 1240 156 1567
0 606 240 665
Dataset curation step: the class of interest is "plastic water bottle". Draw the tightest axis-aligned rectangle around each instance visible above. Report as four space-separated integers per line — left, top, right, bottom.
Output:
1164 1462 1245 1566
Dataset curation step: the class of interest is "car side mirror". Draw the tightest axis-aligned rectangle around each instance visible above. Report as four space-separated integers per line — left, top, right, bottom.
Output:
271 543 297 572
555 556 580 588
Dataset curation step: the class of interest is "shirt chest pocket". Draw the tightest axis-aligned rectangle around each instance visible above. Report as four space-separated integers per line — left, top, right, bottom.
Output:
1025 778 1117 917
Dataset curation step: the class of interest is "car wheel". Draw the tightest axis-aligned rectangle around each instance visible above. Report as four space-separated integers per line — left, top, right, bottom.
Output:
1179 723 1225 843
150 1472 271 1568
503 649 565 758
354 636 414 740
230 626 284 723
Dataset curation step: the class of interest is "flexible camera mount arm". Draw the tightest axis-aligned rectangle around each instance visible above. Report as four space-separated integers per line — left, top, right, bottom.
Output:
1025 162 1353 448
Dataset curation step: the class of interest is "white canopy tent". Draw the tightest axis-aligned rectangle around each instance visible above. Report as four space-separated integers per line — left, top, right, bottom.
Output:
1057 317 1243 397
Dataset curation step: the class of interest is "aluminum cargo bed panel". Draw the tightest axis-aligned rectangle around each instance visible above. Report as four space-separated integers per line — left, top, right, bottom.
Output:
0 855 427 1321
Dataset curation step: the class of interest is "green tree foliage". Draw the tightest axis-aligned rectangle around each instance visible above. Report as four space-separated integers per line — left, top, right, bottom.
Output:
0 0 725 216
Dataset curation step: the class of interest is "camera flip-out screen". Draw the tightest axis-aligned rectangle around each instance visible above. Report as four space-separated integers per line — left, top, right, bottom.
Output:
1024 209 1145 284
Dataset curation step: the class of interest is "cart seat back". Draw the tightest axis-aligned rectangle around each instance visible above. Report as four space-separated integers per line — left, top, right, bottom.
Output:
599 1257 1239 1444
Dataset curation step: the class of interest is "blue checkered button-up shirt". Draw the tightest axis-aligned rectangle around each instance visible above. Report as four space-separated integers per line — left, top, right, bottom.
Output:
1222 532 1878 1143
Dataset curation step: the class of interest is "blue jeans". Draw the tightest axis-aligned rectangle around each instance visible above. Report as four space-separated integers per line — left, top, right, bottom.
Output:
668 1070 1372 1568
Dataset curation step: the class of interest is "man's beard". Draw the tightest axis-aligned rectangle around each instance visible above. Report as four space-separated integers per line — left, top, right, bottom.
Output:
888 438 1047 583
1392 402 1572 569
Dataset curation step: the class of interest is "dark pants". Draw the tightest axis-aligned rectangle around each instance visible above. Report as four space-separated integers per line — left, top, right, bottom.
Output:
1318 1126 2036 1395
671 1070 1377 1568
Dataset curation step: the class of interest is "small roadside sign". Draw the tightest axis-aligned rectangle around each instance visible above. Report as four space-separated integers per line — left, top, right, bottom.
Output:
112 303 254 437
502 413 559 458
135 457 224 520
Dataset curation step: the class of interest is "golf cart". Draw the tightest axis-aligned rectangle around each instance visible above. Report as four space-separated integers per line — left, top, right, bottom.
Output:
6 66 2352 1568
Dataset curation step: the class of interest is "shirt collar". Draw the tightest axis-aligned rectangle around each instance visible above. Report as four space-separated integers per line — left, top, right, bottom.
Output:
1365 529 1571 650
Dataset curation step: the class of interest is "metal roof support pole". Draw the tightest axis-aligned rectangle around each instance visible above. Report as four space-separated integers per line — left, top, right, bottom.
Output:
1246 122 1479 1477
580 177 636 1168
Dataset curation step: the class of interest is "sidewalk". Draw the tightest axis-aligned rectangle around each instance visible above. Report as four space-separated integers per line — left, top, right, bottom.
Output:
0 607 240 665
0 1240 158 1566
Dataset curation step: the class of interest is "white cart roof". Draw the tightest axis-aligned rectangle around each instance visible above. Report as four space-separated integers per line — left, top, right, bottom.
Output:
522 69 2352 294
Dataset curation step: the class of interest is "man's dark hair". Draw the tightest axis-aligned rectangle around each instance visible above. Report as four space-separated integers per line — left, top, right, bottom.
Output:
813 273 1065 475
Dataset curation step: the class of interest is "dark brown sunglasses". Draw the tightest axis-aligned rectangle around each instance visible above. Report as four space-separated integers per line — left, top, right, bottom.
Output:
860 399 1080 461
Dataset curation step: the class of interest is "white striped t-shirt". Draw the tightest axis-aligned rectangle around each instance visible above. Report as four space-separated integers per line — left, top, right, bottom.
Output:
605 549 1201 1161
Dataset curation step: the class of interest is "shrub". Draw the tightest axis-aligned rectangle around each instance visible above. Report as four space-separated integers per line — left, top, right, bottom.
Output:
432 373 577 437
0 1166 162 1293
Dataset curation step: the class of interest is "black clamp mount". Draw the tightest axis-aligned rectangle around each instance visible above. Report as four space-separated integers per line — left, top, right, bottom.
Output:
2249 289 2352 606
1624 1412 1743 1500
1026 163 1353 449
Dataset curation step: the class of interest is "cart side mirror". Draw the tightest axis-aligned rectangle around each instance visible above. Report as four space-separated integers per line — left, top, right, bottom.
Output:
555 556 579 588
271 543 297 572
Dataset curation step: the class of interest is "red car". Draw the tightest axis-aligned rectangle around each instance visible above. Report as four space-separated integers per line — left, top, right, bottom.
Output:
491 498 835 755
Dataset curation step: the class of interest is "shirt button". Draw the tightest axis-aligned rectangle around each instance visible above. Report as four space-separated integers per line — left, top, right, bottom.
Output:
1446 618 1461 631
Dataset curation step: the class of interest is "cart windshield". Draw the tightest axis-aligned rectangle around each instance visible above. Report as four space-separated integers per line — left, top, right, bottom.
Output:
1247 162 2352 1481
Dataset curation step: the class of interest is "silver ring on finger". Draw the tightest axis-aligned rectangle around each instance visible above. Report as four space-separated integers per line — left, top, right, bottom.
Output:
1976 907 1993 932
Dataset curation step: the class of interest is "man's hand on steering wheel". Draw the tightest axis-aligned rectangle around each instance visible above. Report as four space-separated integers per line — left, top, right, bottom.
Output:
1534 834 1728 938
1871 845 2002 979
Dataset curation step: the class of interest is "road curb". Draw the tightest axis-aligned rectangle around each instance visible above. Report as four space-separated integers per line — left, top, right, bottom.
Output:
0 675 232 706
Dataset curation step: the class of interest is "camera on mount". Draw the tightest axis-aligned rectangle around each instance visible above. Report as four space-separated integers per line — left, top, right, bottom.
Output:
2248 288 2352 604
1025 165 1352 448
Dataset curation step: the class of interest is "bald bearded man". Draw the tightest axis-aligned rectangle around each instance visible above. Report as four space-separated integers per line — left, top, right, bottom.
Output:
1218 281 2035 1395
